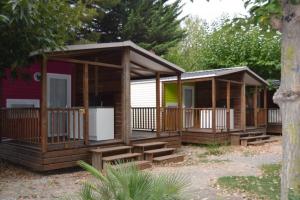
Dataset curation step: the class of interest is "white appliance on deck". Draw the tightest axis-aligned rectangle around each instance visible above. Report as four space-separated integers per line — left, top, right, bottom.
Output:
89 107 114 141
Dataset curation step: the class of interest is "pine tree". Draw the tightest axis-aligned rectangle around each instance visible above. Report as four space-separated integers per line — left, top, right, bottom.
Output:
79 0 185 55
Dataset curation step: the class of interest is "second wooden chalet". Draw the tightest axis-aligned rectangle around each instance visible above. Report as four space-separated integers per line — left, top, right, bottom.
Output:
131 67 279 145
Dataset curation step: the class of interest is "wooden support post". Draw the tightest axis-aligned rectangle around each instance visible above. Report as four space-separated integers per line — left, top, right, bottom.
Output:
156 73 161 136
240 81 246 131
83 63 89 145
254 86 258 127
226 81 231 131
40 55 48 153
161 82 165 131
177 74 182 133
121 48 131 144
212 78 216 133
95 67 98 96
264 87 268 126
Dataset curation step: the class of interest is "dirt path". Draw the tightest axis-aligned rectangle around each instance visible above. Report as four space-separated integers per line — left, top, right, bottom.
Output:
0 141 282 200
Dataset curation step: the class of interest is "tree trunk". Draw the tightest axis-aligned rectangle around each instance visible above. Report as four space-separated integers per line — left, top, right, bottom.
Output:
273 2 300 199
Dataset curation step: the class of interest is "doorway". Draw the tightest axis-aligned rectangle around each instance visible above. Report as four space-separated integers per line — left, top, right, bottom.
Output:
47 73 72 137
182 85 195 128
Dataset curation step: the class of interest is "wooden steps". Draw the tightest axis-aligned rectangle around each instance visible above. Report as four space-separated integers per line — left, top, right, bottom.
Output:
153 154 184 164
230 127 279 146
102 153 141 162
144 148 175 161
90 142 184 171
90 145 134 170
133 142 183 164
240 135 270 146
90 146 132 154
248 138 279 146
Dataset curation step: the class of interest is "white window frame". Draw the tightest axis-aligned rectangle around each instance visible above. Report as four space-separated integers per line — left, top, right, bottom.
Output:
47 73 71 108
182 85 195 108
6 99 40 108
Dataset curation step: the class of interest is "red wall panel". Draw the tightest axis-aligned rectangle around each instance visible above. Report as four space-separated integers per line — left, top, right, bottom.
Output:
0 61 74 107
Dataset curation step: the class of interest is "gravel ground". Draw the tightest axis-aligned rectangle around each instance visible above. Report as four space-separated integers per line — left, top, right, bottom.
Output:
0 140 282 200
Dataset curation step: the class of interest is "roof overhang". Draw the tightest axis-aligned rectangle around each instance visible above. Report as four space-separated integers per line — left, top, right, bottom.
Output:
31 41 184 79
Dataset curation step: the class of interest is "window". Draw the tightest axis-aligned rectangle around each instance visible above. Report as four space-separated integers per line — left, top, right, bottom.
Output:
6 99 40 108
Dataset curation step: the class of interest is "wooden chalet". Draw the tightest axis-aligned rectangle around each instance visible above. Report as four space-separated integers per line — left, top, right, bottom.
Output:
132 67 278 145
0 41 184 171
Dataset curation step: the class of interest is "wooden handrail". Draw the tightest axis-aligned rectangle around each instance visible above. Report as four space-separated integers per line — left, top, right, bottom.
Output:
0 108 40 144
267 108 281 124
47 107 84 145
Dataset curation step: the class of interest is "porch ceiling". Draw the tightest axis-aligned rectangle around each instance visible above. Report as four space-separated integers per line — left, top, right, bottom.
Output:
31 41 184 80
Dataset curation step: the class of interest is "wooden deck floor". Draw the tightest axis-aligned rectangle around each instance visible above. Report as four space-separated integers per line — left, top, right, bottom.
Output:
0 131 181 171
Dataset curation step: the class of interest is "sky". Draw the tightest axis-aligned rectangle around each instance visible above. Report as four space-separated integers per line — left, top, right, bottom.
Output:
178 0 249 23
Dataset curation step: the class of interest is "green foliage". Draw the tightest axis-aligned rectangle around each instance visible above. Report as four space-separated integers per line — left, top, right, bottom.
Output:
0 0 93 76
244 0 282 26
84 0 185 55
217 164 281 200
77 161 188 200
166 17 281 79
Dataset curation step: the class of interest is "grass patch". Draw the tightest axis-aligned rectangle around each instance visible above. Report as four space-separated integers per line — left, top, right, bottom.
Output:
197 143 232 157
217 164 281 200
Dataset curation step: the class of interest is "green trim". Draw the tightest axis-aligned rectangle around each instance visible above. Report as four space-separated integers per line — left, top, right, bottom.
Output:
164 82 195 106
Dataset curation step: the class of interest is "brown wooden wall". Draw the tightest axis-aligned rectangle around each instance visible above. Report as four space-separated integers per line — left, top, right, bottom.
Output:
195 81 212 107
182 131 229 144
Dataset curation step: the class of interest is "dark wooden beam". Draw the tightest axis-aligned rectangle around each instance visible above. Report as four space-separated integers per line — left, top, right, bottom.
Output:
156 73 161 136
254 86 258 128
40 55 48 153
163 77 213 84
122 48 131 144
95 67 98 96
177 74 182 133
212 78 216 133
130 69 145 77
131 61 171 75
226 81 231 131
83 63 89 145
264 87 268 125
240 73 246 131
49 57 122 69
217 78 243 85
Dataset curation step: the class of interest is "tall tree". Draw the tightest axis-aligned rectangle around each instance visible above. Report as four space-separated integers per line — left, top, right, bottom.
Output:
245 0 300 199
167 16 281 79
78 0 185 55
0 0 93 76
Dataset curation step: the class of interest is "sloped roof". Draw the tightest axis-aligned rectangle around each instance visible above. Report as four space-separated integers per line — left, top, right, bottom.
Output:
268 79 280 88
31 41 184 77
161 66 268 85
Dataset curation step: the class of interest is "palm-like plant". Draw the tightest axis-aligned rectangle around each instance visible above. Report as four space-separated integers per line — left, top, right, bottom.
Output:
77 161 188 200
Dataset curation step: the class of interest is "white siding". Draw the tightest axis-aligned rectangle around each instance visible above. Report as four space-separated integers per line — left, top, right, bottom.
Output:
131 81 162 107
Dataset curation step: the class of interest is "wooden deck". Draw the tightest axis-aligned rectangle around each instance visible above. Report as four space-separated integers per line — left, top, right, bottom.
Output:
0 132 181 171
182 127 266 145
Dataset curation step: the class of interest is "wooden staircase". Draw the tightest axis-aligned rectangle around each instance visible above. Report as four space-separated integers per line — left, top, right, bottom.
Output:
133 142 184 164
231 128 279 146
89 142 184 171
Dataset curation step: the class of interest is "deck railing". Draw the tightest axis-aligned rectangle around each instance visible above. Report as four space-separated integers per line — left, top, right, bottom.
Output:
131 107 179 132
162 107 179 132
131 107 156 131
268 108 281 124
47 107 84 144
0 108 40 144
183 108 228 130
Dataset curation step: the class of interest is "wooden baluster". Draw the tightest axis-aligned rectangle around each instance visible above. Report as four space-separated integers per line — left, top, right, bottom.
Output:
78 110 81 142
